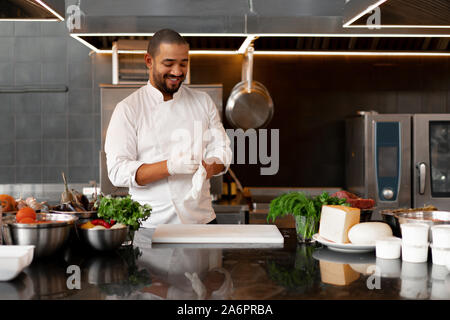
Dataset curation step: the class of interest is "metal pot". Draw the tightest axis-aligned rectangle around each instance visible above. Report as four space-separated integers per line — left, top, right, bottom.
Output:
2 213 77 257
77 226 129 251
225 45 274 130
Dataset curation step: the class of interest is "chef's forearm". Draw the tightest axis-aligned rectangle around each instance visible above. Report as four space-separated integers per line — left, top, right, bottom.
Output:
135 161 170 186
203 158 225 179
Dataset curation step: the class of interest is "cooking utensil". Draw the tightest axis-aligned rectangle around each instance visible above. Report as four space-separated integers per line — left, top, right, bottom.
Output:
225 45 274 130
77 226 129 251
1 213 77 257
61 171 74 203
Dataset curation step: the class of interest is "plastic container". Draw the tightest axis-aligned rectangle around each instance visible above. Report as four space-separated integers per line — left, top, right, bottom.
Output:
430 244 450 266
431 280 450 300
376 257 401 278
447 252 450 272
400 278 429 299
431 225 450 248
401 261 428 279
0 245 34 281
400 223 430 245
431 264 449 281
376 237 401 259
401 242 429 263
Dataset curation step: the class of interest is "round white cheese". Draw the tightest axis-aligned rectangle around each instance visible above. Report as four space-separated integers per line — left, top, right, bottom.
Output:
348 222 393 245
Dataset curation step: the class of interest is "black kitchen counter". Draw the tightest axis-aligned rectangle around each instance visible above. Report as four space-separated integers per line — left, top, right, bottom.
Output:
1 228 448 301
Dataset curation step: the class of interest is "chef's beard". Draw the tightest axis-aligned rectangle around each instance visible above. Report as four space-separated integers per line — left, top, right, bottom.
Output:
153 69 185 96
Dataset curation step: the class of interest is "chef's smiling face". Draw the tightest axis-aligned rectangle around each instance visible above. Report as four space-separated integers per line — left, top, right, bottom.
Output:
145 42 189 100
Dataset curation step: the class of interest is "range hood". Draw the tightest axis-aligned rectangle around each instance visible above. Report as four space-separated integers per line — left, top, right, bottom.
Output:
67 0 450 55
0 0 64 21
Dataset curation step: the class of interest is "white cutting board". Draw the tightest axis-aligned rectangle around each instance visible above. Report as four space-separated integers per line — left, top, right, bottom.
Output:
151 224 284 244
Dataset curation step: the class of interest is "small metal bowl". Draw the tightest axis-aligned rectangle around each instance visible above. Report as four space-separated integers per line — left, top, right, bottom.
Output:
77 226 129 251
1 213 78 258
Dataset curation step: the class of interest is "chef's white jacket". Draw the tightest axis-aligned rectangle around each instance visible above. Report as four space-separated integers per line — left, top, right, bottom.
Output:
105 81 232 228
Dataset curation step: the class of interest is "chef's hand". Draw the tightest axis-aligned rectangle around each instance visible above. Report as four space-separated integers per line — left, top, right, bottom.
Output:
167 153 199 175
202 157 225 179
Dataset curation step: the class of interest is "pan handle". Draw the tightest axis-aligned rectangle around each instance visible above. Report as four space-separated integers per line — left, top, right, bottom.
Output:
246 46 254 92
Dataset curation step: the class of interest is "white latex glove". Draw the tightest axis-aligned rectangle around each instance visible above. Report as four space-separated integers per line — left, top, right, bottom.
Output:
167 153 199 175
184 272 207 300
184 165 207 200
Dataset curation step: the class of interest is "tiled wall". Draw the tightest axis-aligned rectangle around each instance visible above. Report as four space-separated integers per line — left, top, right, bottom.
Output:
1 20 449 189
0 21 109 185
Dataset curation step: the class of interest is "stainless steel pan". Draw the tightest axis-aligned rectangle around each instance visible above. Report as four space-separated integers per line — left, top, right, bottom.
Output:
225 45 274 130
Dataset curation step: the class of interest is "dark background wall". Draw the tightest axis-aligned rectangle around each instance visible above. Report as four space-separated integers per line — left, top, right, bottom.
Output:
0 21 449 188
190 55 450 188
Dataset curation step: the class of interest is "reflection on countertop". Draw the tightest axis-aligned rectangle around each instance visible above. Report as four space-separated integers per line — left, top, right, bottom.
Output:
1 229 449 300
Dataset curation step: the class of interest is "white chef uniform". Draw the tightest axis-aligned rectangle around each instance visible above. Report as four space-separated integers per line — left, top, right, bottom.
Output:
105 81 232 228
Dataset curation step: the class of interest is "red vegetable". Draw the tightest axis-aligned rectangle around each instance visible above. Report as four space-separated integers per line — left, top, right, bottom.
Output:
91 219 111 229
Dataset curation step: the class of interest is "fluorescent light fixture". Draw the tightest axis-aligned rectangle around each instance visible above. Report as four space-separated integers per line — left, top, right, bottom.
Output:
343 0 388 28
70 34 450 57
189 50 237 55
0 18 59 21
72 33 248 37
96 49 238 55
345 25 450 29
254 51 450 56
256 33 450 38
34 0 65 21
70 34 101 53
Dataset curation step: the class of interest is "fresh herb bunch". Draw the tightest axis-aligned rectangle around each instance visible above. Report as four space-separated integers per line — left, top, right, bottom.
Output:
267 191 349 223
97 195 152 232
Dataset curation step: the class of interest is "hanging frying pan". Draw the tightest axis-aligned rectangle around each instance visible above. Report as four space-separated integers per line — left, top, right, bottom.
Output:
225 45 274 130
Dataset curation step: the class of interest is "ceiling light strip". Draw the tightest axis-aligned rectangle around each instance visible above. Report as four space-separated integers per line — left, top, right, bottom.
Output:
0 18 59 21
70 33 450 57
34 0 65 21
254 51 450 56
255 33 450 38
345 25 450 29
343 0 388 28
70 34 100 53
72 33 248 37
71 32 450 38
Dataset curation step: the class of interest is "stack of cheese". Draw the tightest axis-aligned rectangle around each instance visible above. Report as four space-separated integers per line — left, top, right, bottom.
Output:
318 205 393 286
318 205 393 245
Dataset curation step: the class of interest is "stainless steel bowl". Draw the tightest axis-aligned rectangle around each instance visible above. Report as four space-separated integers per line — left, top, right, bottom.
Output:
393 211 450 242
1 213 78 257
78 226 129 251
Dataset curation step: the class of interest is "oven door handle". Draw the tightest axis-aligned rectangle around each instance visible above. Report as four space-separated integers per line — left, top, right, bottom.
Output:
417 162 427 195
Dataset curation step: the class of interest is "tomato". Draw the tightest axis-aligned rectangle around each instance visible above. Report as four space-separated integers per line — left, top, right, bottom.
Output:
18 217 36 224
16 207 37 223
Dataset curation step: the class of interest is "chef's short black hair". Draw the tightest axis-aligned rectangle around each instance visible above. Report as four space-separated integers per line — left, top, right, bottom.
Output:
147 29 189 57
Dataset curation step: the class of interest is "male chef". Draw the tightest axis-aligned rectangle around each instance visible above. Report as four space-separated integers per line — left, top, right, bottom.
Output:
105 29 232 228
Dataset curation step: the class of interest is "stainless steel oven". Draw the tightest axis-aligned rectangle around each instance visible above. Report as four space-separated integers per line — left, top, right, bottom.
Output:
345 111 450 214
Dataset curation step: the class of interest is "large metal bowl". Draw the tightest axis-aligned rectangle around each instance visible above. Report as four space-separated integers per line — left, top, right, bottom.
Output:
77 226 129 251
384 211 450 242
1 213 78 258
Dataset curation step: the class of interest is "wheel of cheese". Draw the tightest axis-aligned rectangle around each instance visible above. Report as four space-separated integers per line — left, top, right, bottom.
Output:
348 222 393 245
